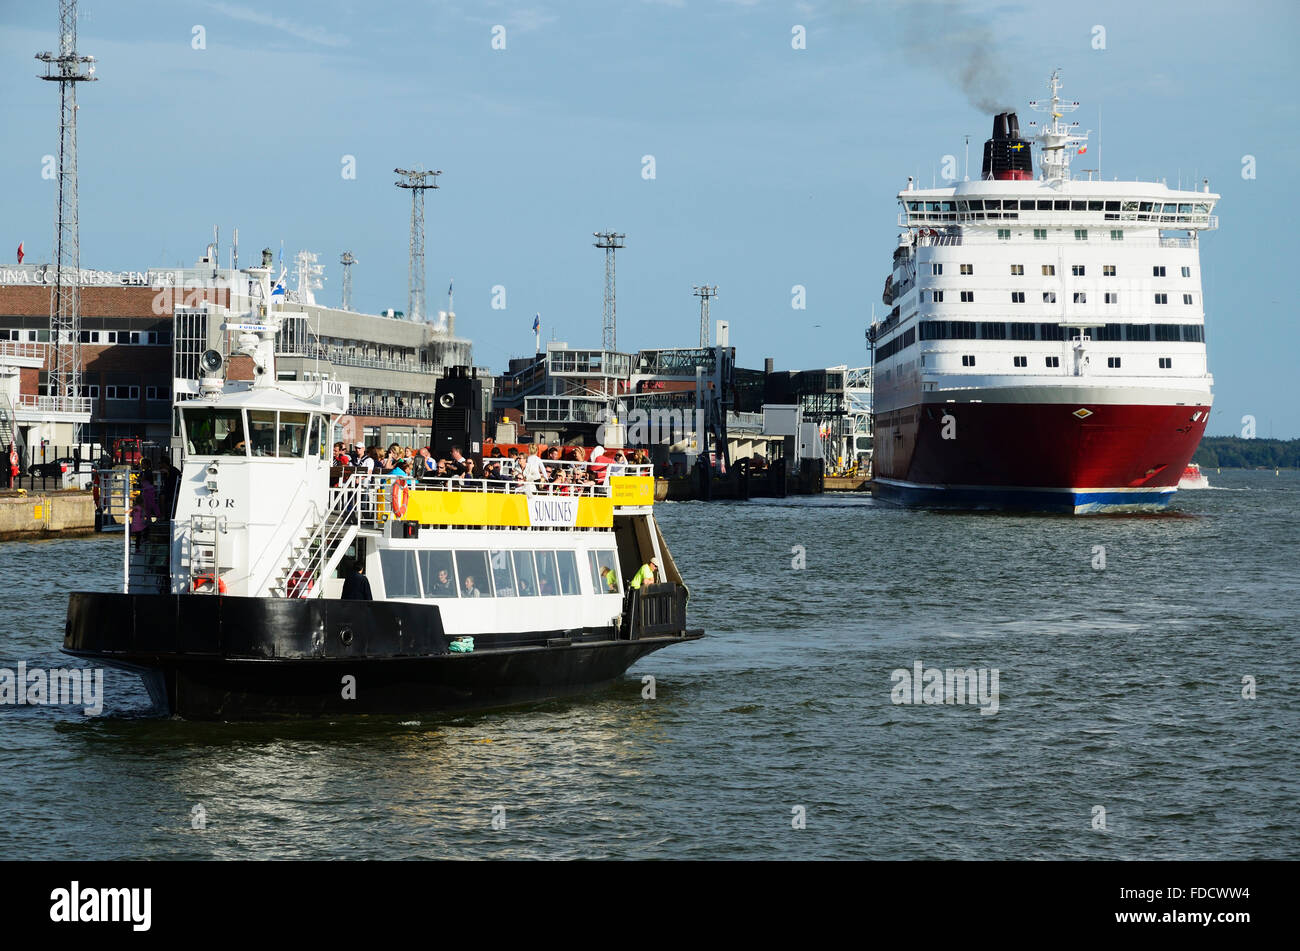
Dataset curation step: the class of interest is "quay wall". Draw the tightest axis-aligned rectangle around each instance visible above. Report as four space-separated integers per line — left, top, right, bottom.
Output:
0 490 96 542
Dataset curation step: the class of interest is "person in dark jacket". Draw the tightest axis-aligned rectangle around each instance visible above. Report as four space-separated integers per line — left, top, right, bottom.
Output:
341 562 373 600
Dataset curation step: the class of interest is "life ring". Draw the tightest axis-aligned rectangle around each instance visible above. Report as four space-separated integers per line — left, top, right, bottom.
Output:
391 478 409 518
192 573 227 594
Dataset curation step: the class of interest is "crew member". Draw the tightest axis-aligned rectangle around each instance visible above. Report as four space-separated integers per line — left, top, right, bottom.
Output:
628 557 659 590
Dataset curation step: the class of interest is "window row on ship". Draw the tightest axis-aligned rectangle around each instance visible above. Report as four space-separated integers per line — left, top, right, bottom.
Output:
900 197 1213 227
922 263 1196 278
876 352 1198 374
875 321 1206 361
375 546 622 601
920 290 1198 305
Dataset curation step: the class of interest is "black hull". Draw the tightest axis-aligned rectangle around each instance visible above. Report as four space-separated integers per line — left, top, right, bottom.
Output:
63 591 701 720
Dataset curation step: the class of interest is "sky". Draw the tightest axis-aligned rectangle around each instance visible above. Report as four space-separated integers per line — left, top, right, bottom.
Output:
1 0 1297 437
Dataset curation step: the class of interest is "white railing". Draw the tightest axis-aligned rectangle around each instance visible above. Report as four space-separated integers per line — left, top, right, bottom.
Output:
340 461 654 522
15 394 92 414
275 474 360 597
0 341 46 361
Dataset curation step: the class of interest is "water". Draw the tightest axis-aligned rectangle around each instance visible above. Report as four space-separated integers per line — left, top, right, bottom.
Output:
1 469 1296 859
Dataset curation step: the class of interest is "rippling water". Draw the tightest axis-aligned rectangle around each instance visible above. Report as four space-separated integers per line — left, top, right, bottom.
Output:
1 469 1296 859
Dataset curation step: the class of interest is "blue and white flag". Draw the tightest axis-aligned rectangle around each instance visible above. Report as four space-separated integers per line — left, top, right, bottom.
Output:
532 313 540 332
271 280 285 297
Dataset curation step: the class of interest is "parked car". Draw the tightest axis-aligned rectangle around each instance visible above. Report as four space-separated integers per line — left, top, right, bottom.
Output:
27 458 77 478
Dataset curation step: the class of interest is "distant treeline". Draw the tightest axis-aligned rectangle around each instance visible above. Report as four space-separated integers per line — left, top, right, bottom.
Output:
1193 437 1300 469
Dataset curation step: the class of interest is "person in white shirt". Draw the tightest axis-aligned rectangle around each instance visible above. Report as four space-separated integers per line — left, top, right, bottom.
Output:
522 446 547 490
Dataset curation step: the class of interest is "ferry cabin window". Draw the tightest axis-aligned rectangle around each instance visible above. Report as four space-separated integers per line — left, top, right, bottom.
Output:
454 551 494 598
535 550 560 596
248 410 278 456
1046 356 1060 368
513 550 538 597
589 550 621 593
279 412 310 457
308 414 323 459
419 550 456 597
380 550 421 599
490 551 516 597
184 407 247 456
556 550 582 595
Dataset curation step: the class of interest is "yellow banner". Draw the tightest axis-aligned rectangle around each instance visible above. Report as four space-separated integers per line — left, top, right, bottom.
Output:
402 489 613 528
610 475 654 506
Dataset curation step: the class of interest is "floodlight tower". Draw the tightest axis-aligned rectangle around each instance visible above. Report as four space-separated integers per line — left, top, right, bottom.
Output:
594 231 625 350
36 0 96 418
395 167 441 322
340 251 356 311
693 284 718 348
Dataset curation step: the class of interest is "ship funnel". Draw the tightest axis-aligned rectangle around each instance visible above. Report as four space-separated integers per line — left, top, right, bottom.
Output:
981 111 1033 181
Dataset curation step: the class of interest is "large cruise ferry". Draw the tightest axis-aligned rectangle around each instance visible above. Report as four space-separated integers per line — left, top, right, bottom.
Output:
62 258 700 719
869 73 1217 513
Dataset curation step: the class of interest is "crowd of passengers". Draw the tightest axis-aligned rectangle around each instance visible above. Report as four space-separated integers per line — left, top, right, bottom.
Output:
330 442 652 493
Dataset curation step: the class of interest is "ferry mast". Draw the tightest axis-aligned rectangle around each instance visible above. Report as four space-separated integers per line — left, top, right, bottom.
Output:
1029 70 1088 182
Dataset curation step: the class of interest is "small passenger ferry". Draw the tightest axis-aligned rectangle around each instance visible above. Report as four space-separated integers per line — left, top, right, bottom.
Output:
62 261 701 719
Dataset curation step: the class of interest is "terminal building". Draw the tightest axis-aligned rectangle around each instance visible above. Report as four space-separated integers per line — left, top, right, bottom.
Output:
0 248 485 459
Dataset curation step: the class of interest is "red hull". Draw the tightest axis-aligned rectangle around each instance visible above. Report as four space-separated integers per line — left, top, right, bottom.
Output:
875 401 1210 491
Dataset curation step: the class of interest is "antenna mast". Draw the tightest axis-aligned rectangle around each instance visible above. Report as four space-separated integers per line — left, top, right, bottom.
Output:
593 231 625 350
693 284 718 348
340 250 356 311
395 167 441 321
1028 70 1086 182
36 0 96 426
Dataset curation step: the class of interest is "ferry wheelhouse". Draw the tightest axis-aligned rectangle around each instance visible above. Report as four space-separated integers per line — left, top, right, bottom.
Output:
63 261 701 719
869 73 1217 513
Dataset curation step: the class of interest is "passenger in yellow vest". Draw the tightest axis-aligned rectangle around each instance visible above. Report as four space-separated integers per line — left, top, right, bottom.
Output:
629 558 659 590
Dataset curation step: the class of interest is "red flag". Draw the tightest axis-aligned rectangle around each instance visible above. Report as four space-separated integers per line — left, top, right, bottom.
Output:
1077 145 1088 155
16 242 23 264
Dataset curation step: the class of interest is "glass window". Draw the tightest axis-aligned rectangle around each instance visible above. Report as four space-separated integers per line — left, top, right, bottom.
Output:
556 550 581 595
455 551 493 598
490 551 516 597
419 550 457 598
595 550 620 593
512 550 538 597
248 410 278 457
535 550 560 597
183 407 247 456
309 414 322 459
279 411 309 457
379 550 420 599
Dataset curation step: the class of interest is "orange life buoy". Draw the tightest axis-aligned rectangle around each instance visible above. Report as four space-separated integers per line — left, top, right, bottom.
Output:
193 573 227 594
391 477 409 518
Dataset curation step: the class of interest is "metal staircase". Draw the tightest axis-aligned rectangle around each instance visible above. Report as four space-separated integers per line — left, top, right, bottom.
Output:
270 474 361 598
0 391 17 455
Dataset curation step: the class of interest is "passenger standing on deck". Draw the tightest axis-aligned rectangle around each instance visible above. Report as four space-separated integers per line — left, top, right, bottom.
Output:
522 445 546 489
140 471 162 523
341 562 373 600
129 492 146 552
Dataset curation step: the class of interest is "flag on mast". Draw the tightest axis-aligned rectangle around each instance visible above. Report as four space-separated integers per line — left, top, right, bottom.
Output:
532 314 540 333
16 242 23 264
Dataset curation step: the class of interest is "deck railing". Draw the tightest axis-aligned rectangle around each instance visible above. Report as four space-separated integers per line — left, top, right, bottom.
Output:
335 461 653 526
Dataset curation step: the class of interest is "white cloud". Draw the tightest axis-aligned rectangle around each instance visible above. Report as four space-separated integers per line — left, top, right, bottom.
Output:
206 2 351 48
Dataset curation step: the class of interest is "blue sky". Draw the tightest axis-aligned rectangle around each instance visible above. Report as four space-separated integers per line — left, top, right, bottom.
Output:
2 0 1297 436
